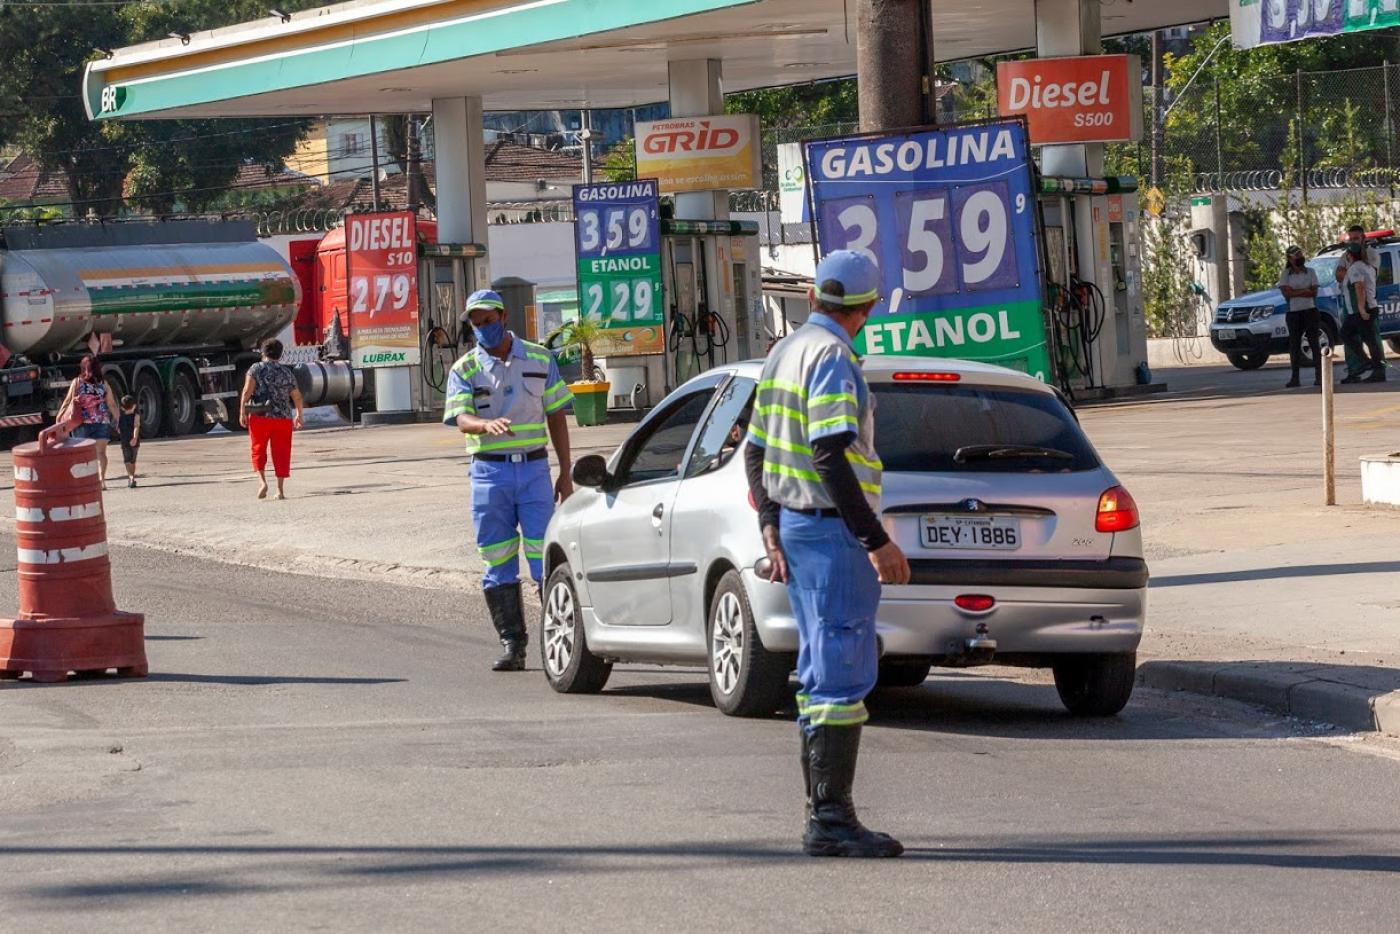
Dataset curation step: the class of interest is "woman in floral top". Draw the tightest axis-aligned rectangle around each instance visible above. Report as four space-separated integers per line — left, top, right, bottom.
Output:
239 339 304 500
59 353 121 490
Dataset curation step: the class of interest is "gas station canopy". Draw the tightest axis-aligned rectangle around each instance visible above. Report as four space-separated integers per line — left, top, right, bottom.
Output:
85 0 1226 121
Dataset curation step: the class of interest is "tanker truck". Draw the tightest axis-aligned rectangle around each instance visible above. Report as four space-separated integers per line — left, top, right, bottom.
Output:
0 220 362 445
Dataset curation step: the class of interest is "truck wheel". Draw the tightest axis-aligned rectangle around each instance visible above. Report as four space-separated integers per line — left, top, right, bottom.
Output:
1052 653 1137 716
706 569 791 717
165 370 198 436
134 371 164 438
1226 352 1268 371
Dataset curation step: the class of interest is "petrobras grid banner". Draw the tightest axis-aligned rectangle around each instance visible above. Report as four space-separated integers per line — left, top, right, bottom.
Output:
805 121 1051 382
1232 0 1399 49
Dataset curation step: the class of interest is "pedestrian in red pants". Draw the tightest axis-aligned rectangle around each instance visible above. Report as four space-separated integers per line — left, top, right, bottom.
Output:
239 340 304 500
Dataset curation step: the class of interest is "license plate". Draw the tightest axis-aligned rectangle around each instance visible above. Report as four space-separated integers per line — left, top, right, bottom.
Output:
921 515 1021 551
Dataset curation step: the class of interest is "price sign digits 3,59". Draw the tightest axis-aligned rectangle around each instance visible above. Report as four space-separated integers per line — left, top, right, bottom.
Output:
572 179 665 356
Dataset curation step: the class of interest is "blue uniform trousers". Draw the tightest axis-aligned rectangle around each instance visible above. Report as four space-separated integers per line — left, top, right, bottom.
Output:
470 457 554 589
779 508 881 735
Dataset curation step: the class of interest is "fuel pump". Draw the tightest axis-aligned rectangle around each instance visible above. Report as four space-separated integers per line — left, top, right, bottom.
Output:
416 241 486 413
657 217 759 393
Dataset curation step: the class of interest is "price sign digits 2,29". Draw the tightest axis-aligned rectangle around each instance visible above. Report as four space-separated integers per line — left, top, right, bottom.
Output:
572 179 665 356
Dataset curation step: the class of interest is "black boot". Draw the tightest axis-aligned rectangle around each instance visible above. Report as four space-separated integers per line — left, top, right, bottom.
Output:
804 725 903 858
483 583 527 671
800 726 812 825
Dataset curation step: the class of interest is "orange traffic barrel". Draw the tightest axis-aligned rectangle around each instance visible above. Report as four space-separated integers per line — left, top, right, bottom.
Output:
0 428 146 683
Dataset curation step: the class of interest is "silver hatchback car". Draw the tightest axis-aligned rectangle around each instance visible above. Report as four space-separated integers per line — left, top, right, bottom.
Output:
540 355 1147 718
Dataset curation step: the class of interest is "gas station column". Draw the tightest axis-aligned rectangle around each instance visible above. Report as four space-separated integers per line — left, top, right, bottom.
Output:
432 95 490 262
667 59 727 222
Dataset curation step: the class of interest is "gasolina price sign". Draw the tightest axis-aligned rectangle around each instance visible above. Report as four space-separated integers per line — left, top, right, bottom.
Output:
345 210 420 368
571 179 664 357
806 121 1050 380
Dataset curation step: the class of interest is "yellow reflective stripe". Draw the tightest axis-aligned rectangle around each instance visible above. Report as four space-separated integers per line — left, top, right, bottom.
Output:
546 380 568 394
810 415 858 432
845 450 882 471
452 361 482 380
522 537 544 559
545 397 571 414
759 378 807 398
806 701 869 727
810 392 856 408
859 481 881 495
764 461 820 483
756 403 807 424
750 426 812 456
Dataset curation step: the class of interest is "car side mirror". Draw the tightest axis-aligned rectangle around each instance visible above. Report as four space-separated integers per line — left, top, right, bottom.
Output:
572 454 611 489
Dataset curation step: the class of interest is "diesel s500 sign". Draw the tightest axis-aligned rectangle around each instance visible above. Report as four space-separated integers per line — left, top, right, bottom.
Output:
806 121 1050 381
996 54 1143 145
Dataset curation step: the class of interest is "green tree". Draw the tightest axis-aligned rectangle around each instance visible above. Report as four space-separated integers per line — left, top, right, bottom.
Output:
0 0 322 217
598 137 636 183
725 79 857 129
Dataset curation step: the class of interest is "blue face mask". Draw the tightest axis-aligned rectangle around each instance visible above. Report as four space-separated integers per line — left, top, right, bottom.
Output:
473 319 506 349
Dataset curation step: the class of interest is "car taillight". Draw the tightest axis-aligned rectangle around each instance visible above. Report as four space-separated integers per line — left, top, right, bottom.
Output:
1096 486 1139 533
954 594 995 612
892 371 960 382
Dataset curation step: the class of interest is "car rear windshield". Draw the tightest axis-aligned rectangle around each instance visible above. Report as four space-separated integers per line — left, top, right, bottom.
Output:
872 382 1100 473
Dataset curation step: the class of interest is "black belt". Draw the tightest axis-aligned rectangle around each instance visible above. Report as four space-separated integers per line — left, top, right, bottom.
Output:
786 506 841 518
474 449 548 463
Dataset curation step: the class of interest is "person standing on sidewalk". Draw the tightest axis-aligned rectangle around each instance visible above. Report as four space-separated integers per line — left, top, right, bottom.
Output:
239 339 305 499
1336 225 1385 383
744 250 910 859
1279 246 1322 388
1339 240 1385 385
444 289 574 672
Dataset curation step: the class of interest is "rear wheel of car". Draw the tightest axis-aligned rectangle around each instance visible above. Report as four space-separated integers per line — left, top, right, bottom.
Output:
1300 320 1338 365
541 563 611 694
707 569 790 717
1226 351 1268 371
875 658 932 689
1387 337 1400 355
1052 652 1137 716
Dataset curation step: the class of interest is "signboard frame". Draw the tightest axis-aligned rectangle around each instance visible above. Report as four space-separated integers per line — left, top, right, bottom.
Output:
570 178 666 358
804 117 1053 382
1232 0 1400 49
344 209 422 370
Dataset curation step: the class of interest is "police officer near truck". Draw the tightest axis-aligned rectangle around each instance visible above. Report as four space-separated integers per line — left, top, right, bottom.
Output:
444 289 575 671
744 250 910 859
1336 224 1386 384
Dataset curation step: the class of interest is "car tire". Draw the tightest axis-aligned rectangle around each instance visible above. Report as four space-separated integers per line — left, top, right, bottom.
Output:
875 658 932 689
1226 352 1268 371
707 569 791 717
1387 337 1400 356
1052 652 1137 716
541 562 611 694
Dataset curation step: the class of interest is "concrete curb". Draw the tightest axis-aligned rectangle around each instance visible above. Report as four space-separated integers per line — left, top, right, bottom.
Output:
1138 660 1400 735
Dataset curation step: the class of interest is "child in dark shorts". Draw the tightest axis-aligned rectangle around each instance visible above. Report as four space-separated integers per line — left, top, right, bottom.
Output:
117 395 141 488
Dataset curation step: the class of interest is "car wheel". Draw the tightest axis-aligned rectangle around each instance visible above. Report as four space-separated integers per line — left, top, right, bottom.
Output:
707 569 791 717
1052 652 1137 716
540 563 611 694
1300 321 1338 364
875 658 932 689
1387 337 1400 355
1226 352 1268 371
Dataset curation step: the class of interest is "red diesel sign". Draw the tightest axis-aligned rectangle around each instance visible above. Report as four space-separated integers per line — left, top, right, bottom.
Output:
996 54 1143 145
345 210 421 369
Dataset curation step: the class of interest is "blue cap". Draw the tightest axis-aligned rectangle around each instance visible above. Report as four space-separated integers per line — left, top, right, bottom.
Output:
465 288 505 311
812 250 881 306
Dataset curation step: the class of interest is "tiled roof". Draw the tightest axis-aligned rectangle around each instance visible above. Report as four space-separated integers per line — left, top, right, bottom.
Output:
482 138 597 183
0 153 72 204
231 162 319 190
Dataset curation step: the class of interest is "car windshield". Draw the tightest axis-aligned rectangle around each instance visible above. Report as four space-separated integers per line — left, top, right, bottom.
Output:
872 382 1100 473
1308 255 1341 283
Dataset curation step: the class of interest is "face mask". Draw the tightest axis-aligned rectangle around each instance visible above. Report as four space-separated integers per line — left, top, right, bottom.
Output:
1348 243 1365 256
1290 256 1303 266
473 320 506 349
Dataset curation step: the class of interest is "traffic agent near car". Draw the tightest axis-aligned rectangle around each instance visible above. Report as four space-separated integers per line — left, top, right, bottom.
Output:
1210 230 1400 370
538 356 1147 719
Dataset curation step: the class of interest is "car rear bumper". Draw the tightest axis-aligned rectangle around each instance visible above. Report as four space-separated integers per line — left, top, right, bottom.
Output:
744 560 1147 660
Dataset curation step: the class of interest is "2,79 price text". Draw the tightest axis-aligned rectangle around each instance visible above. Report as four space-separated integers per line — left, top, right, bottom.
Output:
350 274 413 318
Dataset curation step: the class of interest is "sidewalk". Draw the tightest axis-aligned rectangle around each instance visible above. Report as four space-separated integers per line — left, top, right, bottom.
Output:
1 361 1397 733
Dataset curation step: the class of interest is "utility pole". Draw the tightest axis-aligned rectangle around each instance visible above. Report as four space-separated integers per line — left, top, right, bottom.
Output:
580 108 594 184
856 0 925 131
406 115 422 214
1151 30 1164 188
369 114 383 211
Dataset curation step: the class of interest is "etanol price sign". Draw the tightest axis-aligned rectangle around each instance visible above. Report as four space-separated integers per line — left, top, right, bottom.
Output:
572 180 664 357
806 121 1050 380
346 210 421 368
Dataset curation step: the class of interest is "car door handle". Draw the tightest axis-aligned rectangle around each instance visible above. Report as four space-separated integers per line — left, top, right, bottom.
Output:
652 503 665 519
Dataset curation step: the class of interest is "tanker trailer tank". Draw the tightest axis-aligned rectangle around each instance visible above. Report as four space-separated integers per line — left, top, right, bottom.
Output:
1 240 297 359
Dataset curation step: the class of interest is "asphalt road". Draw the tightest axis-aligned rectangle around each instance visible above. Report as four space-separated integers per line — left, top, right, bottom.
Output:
3 540 1400 932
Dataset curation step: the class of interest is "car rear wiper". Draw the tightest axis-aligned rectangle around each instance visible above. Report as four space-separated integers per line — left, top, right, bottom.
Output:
953 444 1074 463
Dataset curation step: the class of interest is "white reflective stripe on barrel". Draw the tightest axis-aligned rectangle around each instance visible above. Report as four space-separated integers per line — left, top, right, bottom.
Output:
15 501 103 523
70 460 101 479
14 465 36 482
17 542 109 565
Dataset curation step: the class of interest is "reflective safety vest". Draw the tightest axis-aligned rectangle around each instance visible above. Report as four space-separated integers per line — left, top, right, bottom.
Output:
442 335 572 455
747 317 881 513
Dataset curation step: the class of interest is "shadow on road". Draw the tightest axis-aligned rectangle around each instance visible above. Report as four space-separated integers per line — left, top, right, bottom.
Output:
1152 560 1400 588
143 673 408 686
